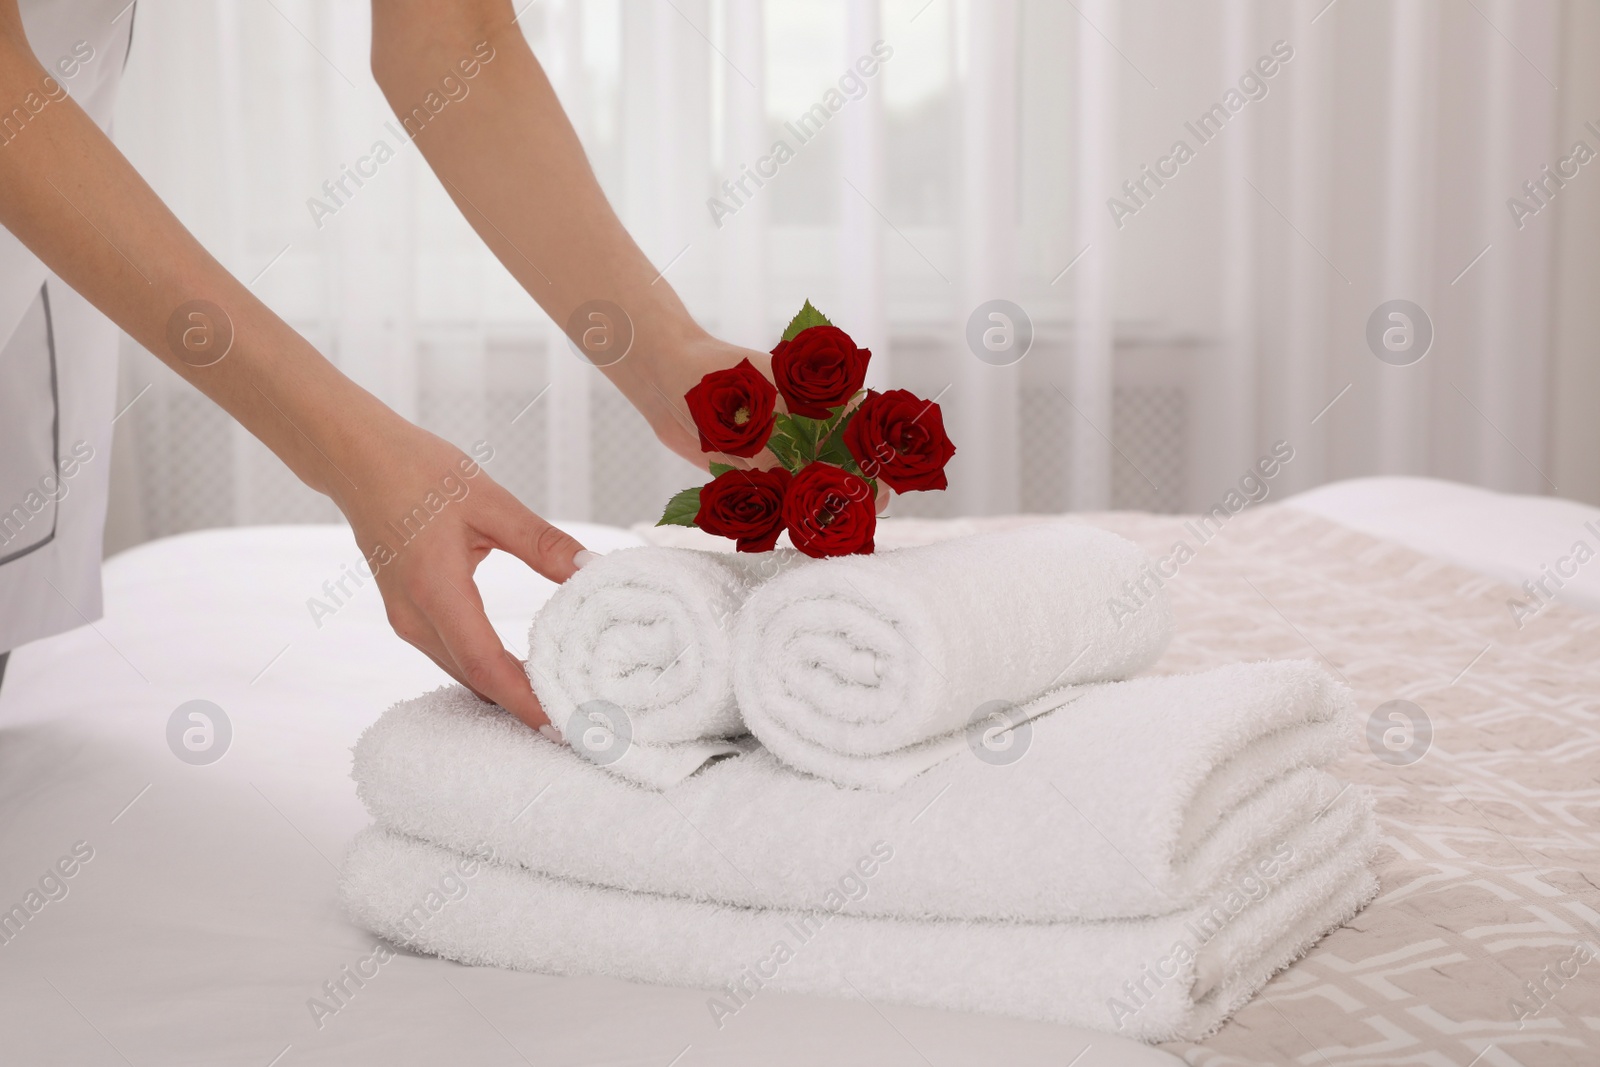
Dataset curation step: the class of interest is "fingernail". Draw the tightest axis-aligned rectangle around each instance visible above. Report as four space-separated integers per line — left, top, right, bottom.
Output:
538 724 560 742
572 549 599 570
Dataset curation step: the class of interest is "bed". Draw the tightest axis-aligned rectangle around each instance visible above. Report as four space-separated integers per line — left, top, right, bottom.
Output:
1 477 1595 1066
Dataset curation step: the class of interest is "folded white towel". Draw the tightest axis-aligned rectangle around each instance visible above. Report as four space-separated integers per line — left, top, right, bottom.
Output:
340 798 1378 1044
732 521 1174 789
354 660 1355 922
525 546 801 788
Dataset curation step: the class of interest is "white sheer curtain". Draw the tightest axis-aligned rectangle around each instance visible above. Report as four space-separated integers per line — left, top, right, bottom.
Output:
103 0 1600 553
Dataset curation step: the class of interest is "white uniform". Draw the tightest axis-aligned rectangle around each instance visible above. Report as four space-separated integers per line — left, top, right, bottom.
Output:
0 0 135 652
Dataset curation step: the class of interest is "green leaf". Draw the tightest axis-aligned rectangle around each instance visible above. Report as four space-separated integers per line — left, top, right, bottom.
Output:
785 412 833 461
656 486 702 527
767 403 866 470
774 412 825 467
708 462 737 477
804 400 859 471
830 391 865 417
818 439 856 471
780 299 833 342
820 394 865 433
765 427 804 472
818 418 857 470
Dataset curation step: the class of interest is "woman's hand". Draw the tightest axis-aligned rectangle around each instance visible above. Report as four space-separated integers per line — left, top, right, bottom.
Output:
330 419 587 730
616 336 776 471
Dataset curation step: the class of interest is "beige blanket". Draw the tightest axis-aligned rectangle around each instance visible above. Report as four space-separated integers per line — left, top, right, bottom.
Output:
646 505 1600 1063
893 507 1600 1065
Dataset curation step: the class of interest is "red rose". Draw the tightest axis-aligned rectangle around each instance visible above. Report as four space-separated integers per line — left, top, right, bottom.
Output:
781 463 876 558
694 467 792 552
842 389 956 493
683 359 777 458
770 326 871 419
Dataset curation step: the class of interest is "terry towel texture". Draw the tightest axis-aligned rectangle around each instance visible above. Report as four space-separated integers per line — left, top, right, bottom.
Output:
525 546 802 788
733 522 1174 789
341 807 1378 1043
344 521 1379 1042
344 657 1377 1040
354 660 1358 922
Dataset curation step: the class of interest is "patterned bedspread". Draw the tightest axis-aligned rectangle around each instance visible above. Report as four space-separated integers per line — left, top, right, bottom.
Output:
642 504 1600 1064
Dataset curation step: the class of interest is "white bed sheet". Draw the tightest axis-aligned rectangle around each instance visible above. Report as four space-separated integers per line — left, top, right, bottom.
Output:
9 476 1574 1066
0 523 1179 1067
1285 475 1600 614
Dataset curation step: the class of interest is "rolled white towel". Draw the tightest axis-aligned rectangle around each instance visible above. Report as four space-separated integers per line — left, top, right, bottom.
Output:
732 521 1174 788
526 546 801 788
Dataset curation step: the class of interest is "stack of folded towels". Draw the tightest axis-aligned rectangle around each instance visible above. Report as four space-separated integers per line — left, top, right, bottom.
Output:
339 522 1378 1043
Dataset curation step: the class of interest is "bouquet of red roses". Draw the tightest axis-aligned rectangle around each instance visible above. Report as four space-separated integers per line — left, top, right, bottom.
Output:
657 301 956 558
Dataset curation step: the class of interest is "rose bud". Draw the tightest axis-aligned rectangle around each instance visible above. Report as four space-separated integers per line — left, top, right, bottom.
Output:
842 389 957 493
694 467 792 553
769 325 871 419
782 463 876 558
683 358 778 458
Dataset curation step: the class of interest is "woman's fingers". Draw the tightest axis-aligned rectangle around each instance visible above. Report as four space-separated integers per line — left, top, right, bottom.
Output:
337 431 584 732
385 601 494 704
487 496 589 585
388 595 504 708
413 569 550 730
470 499 587 728
415 634 491 703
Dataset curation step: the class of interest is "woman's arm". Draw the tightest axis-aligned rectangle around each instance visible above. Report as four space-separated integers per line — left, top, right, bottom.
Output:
0 1 581 728
369 0 770 468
